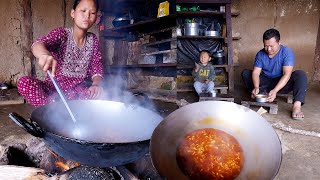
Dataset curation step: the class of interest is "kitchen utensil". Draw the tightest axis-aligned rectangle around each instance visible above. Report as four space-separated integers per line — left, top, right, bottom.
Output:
213 49 226 65
150 101 282 180
205 30 220 37
112 16 130 27
256 94 268 102
47 70 76 123
184 23 199 36
9 100 163 167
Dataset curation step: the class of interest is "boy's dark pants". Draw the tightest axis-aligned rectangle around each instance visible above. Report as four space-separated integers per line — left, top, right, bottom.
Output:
241 69 307 104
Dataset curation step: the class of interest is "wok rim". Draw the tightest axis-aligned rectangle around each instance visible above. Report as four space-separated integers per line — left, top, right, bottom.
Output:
150 101 282 179
30 100 162 144
38 124 151 145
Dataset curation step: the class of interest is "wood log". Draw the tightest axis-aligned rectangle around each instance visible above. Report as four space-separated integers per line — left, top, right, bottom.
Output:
0 165 49 180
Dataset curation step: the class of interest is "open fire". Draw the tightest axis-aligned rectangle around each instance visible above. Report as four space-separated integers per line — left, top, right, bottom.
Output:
0 137 161 179
49 150 80 171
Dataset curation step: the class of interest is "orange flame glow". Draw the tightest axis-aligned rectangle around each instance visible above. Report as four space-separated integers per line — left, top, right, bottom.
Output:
49 150 80 171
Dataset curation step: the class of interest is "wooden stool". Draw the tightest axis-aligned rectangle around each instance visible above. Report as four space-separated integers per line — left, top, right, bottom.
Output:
241 101 278 114
277 93 293 103
199 94 234 102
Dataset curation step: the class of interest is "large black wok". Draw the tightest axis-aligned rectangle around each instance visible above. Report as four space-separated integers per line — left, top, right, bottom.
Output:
9 100 163 167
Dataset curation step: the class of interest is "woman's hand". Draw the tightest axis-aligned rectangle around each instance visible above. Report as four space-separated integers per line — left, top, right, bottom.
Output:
87 85 103 99
38 54 57 76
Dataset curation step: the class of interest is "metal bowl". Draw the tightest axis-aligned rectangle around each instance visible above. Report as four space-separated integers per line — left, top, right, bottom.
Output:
256 94 268 102
150 101 282 180
205 30 220 37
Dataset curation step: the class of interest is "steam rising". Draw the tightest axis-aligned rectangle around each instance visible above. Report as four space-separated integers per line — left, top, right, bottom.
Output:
40 72 162 143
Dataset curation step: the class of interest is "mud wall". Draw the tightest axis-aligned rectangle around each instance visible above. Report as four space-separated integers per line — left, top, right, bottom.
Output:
0 0 318 85
0 0 99 85
232 0 319 83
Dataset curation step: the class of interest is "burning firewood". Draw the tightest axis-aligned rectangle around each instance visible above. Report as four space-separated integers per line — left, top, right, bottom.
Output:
0 165 49 180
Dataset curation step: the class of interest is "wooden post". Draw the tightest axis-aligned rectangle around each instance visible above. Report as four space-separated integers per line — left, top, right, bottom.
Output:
21 0 34 77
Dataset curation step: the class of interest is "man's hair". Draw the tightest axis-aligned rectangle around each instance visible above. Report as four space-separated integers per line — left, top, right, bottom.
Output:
199 50 211 57
263 28 280 42
73 0 99 10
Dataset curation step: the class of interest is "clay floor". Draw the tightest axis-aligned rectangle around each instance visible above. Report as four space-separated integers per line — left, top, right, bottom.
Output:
0 83 319 179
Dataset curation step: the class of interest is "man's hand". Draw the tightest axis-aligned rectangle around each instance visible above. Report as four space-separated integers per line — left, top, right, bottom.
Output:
251 88 259 99
194 62 199 72
87 85 103 99
38 54 57 76
267 89 277 102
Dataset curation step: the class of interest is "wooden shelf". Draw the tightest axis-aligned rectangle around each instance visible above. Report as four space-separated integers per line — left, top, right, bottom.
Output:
177 83 228 92
107 63 177 68
141 49 176 56
178 36 224 40
177 11 225 17
176 0 231 4
143 38 177 47
104 15 176 32
177 64 228 69
177 11 240 18
232 36 241 40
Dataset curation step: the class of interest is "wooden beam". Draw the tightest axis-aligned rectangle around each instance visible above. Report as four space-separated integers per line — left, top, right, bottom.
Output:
21 0 34 77
176 0 231 4
312 17 320 81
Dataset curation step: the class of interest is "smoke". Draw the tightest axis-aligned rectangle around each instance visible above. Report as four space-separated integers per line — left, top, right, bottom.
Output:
103 68 157 112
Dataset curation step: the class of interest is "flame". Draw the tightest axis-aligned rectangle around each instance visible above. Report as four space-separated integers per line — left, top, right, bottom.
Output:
49 150 80 171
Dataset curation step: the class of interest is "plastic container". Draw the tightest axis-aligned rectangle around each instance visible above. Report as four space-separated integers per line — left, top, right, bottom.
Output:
158 1 170 18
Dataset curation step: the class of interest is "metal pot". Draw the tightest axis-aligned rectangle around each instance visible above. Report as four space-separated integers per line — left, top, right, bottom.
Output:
9 100 163 167
112 16 130 27
150 101 282 180
256 94 268 102
213 49 226 65
184 23 199 36
205 30 220 37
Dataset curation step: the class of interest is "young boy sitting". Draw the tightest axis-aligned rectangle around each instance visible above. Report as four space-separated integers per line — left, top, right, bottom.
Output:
193 50 215 96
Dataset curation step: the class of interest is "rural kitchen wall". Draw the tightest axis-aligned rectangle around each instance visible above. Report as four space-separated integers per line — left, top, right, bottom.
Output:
0 0 100 85
231 0 319 84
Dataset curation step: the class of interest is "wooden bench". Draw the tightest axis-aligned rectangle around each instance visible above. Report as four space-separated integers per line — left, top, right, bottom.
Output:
241 101 278 114
177 84 229 94
277 93 293 103
199 94 234 102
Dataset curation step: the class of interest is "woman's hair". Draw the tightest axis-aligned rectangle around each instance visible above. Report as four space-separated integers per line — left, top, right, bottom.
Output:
263 28 280 42
73 0 99 10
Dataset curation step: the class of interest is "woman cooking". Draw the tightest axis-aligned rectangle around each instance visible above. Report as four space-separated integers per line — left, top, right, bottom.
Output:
17 0 104 107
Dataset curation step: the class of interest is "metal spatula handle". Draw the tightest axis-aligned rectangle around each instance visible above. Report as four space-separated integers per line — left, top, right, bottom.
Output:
47 70 77 123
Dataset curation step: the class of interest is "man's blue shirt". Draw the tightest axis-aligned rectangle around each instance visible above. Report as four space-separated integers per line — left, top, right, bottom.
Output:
254 45 294 78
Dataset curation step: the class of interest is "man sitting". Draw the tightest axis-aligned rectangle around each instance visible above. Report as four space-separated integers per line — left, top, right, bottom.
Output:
241 28 307 120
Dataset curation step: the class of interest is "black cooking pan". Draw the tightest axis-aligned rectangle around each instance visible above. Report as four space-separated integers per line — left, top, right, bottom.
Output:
9 100 163 167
